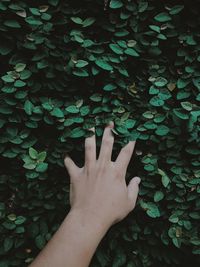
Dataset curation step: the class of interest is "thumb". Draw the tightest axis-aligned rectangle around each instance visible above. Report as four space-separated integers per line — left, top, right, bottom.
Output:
127 177 141 209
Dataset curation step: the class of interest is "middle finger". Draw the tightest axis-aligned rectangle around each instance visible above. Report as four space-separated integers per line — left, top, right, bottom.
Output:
98 121 115 164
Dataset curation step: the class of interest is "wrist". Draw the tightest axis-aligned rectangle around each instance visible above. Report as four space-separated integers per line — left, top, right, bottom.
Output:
67 207 111 234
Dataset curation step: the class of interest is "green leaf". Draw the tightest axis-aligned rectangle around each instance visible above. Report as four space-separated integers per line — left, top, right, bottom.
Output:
15 216 26 225
71 17 83 24
144 164 155 171
36 162 48 172
25 16 43 26
147 203 160 218
2 221 16 230
144 121 157 129
118 67 129 77
35 235 46 249
154 12 172 22
124 48 139 57
95 59 113 71
6 127 18 137
177 78 189 89
80 106 90 116
155 125 170 136
116 125 129 134
158 90 171 100
138 2 148 12
169 214 179 223
82 17 95 27
186 34 196 46
29 147 38 159
149 86 159 94
73 69 89 77
158 168 170 187
153 114 165 123
4 238 13 252
1 75 14 83
29 7 41 16
50 107 64 118
15 226 25 233
0 41 13 55
7 213 16 221
89 94 102 102
70 127 85 138
154 191 164 202
173 108 189 120
103 83 117 91
181 101 193 111
192 248 200 255
38 151 47 162
117 40 127 48
142 111 154 119
177 91 190 100
14 80 26 87
65 105 79 113
42 102 53 111
75 60 89 68
109 0 123 9
125 119 136 128
20 70 32 80
113 249 126 267
172 237 181 248
149 25 160 33
141 201 161 218
15 63 26 72
169 5 184 15
193 77 200 90
109 44 123 55
189 212 200 219
150 96 164 107
26 172 39 179
0 106 13 114
4 20 21 28
48 0 59 6
154 77 168 87
24 100 34 115
23 162 36 170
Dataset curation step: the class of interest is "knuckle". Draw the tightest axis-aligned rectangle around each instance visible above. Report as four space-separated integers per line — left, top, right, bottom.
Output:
104 137 112 144
85 142 92 150
115 168 124 179
97 160 106 173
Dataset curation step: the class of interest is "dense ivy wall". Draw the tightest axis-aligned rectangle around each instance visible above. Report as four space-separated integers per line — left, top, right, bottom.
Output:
0 0 200 266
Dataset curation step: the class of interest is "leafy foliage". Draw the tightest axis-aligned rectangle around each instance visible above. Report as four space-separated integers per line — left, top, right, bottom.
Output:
0 0 200 266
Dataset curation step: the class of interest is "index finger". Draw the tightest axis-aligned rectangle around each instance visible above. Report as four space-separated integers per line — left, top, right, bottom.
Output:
115 140 136 175
84 127 96 170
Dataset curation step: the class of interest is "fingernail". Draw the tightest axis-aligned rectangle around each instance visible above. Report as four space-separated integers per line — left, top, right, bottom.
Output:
64 153 69 159
135 177 141 184
107 121 114 128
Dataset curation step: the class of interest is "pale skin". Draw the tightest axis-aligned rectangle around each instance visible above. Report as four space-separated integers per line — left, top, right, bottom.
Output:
29 121 141 267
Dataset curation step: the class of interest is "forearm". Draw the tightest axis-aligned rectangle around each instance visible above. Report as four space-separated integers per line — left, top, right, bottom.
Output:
29 208 110 267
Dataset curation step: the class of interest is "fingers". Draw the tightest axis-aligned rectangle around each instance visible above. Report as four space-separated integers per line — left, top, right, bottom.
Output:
84 127 96 170
98 121 115 164
127 177 141 209
64 155 79 179
115 140 136 175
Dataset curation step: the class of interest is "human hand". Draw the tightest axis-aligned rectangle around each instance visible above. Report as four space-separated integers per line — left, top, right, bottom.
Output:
64 121 140 228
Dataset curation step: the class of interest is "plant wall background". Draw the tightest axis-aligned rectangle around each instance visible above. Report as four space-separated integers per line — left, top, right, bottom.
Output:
0 0 200 266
